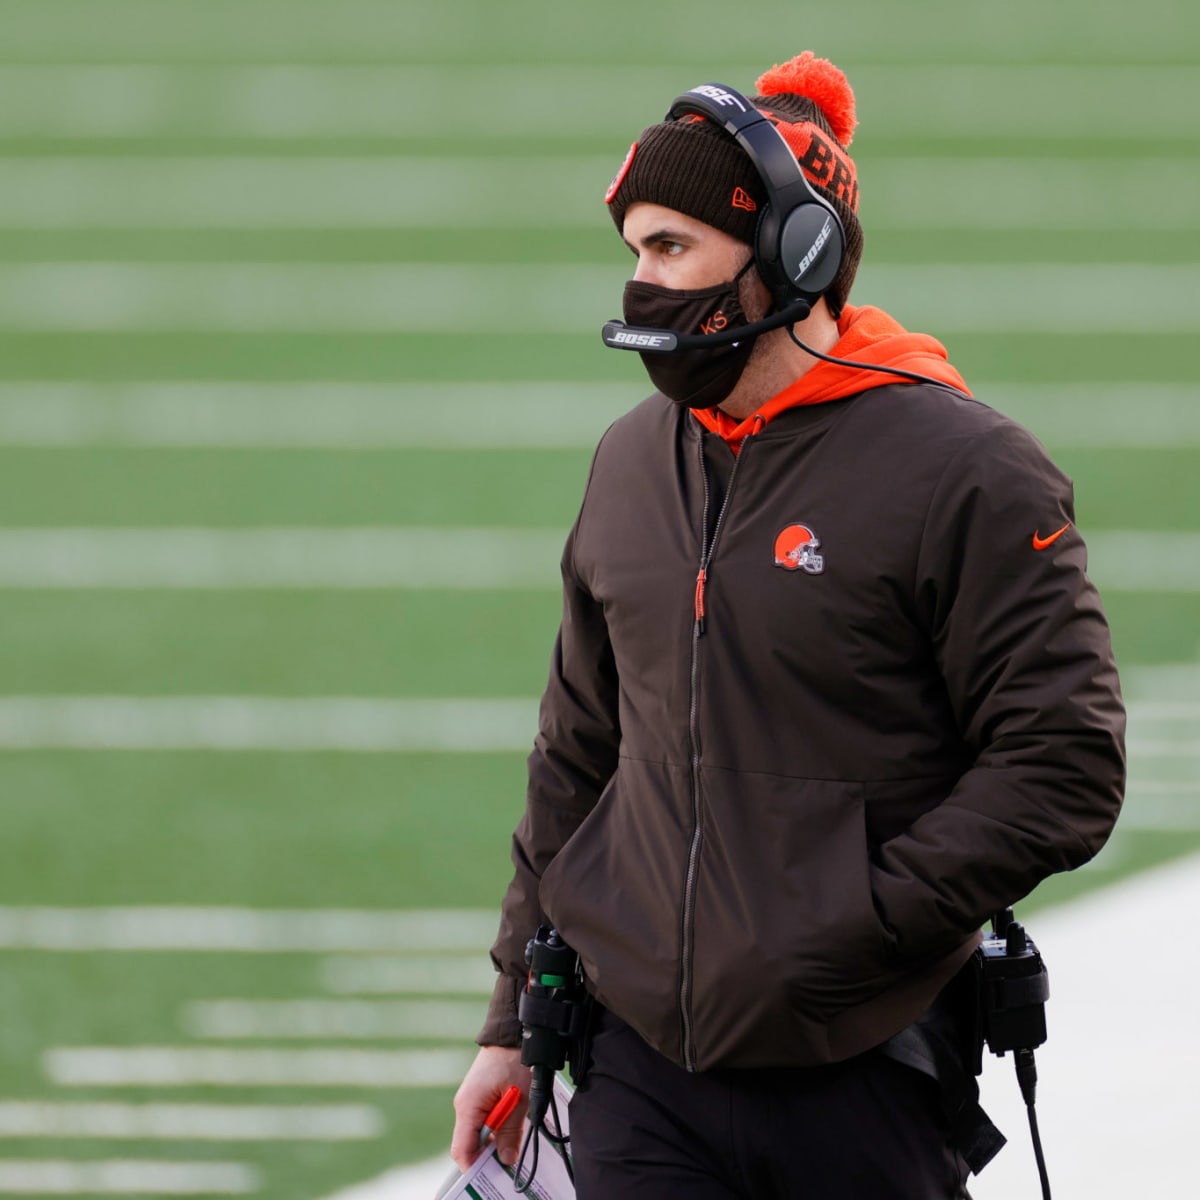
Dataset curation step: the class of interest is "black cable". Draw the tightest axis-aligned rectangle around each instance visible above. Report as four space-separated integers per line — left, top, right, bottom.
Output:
1016 1048 1052 1200
513 1085 573 1193
544 1087 574 1183
786 327 969 394
512 1118 539 1195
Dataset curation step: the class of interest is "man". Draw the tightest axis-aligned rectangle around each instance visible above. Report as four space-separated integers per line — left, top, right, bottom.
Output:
450 51 1125 1198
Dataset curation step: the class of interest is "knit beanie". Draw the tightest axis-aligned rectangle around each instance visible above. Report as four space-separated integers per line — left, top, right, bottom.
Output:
605 52 864 316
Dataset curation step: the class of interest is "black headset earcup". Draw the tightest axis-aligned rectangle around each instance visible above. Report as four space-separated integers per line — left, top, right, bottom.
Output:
777 203 844 299
752 203 789 303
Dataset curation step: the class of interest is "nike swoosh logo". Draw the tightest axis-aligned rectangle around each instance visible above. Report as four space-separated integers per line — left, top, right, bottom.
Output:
1032 522 1072 551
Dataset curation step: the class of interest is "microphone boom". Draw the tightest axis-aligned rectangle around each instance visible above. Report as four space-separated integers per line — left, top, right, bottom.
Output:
602 299 812 354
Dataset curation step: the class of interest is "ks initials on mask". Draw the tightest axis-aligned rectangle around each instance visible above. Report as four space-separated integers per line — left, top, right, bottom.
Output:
620 258 760 410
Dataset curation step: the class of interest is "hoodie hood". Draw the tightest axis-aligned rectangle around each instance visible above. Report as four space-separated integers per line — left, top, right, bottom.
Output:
690 304 971 448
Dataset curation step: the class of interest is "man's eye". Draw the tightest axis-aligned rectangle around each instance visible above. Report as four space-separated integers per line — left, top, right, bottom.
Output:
662 242 683 256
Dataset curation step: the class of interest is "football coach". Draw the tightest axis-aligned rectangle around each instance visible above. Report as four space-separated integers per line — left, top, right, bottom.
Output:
449 50 1125 1199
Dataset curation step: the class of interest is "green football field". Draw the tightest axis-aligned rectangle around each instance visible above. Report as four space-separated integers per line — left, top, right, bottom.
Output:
0 1 1197 1196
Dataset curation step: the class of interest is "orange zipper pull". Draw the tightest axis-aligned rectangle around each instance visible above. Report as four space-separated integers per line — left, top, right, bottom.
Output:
694 566 707 635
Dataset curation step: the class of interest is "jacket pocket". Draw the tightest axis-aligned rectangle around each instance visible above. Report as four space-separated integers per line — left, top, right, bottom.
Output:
688 770 893 1066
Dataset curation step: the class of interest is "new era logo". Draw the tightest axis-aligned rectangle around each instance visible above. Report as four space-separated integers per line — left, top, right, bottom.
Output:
731 187 757 212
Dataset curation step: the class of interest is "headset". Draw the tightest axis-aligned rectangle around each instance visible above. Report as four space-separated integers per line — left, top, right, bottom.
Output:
668 82 846 313
601 80 845 356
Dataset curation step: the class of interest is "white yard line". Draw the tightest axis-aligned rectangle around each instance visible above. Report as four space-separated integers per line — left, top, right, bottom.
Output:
183 999 486 1040
0 528 1196 592
1 157 1197 231
0 1159 256 1195
0 528 564 590
0 1102 382 1141
0 696 540 751
0 907 497 952
44 1047 475 1088
0 381 635 450
1 262 1199 334
1123 662 1200 701
0 695 1186 754
982 384 1200 448
1085 532 1200 592
1126 740 1200 757
1127 704 1200 720
320 955 497 995
0 695 1189 754
0 382 1196 451
1 64 1196 138
0 262 615 335
1118 786 1200 830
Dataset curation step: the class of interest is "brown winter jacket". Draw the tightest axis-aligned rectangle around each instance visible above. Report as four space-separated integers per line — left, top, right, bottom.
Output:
479 360 1125 1073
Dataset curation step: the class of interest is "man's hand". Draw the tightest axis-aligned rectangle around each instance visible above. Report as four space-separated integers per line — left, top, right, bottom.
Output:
450 1045 530 1172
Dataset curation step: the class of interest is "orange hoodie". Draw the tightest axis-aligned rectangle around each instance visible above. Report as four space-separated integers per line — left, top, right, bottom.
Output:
690 304 971 451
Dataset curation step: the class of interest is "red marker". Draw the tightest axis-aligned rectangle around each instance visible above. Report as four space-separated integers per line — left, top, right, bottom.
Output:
479 1085 522 1146
434 1086 523 1199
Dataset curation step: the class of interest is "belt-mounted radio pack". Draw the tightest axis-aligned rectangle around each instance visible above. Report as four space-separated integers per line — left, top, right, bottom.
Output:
975 908 1054 1200
513 926 588 1193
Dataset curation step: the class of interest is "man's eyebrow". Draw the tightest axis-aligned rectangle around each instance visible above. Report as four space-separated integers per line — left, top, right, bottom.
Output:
623 228 697 253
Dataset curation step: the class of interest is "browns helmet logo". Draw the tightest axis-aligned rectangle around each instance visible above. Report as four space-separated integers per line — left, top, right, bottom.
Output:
773 524 825 574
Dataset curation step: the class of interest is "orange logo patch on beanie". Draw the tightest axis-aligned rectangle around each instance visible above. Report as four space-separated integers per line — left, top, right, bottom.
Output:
731 187 758 212
605 142 638 204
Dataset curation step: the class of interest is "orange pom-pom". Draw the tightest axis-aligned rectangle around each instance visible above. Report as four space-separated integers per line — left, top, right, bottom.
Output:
755 51 857 147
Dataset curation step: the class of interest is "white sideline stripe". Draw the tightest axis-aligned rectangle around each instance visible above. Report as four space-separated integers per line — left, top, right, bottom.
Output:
320 955 497 996
0 528 1198 592
184 999 486 1041
1 157 1197 232
0 382 1198 451
0 1159 256 1195
0 1102 382 1141
44 1047 476 1089
1 65 1196 138
971 851 1200 1198
318 1156 453 1200
0 696 539 752
0 907 497 951
0 528 564 590
2 263 1200 334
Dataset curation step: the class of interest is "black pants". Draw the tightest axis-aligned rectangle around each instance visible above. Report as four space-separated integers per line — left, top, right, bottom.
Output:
570 1010 970 1200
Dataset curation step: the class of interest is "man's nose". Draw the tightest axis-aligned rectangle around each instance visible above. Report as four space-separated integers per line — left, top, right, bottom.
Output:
632 257 661 286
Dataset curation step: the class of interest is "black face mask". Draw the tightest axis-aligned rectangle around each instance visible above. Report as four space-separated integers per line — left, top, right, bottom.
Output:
620 259 758 410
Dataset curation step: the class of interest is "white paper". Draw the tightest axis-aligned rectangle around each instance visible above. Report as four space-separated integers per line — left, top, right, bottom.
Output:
441 1075 574 1200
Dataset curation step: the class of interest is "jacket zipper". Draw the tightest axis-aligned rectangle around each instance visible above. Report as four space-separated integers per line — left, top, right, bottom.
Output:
679 420 761 1071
